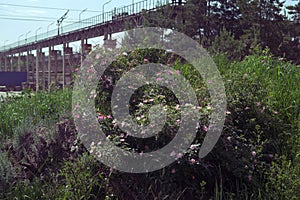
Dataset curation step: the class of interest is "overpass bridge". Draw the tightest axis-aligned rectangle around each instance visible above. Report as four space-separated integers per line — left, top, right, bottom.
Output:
0 0 185 91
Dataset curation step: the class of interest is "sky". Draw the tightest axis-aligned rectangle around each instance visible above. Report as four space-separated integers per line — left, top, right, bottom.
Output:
0 0 298 52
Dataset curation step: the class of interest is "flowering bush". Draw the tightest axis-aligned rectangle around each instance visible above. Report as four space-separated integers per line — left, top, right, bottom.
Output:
90 47 299 198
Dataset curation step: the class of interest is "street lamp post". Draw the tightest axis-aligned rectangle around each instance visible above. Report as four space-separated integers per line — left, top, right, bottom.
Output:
18 34 24 47
132 0 134 13
57 10 69 35
103 0 113 22
47 22 54 37
79 8 87 21
25 31 31 44
35 27 42 42
4 40 9 51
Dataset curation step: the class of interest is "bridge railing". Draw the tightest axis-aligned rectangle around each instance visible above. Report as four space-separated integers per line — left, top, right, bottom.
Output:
0 0 177 52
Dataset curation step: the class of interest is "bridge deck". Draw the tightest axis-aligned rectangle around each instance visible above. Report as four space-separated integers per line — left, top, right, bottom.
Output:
0 0 185 91
0 0 185 54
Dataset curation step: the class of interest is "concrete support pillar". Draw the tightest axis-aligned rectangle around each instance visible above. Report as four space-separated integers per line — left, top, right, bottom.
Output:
20 56 26 71
50 50 58 87
17 54 26 72
0 55 2 71
54 51 58 87
103 39 117 49
26 52 28 79
26 51 29 82
64 45 73 86
36 48 41 91
0 56 4 71
4 56 6 71
41 52 46 90
12 55 19 72
18 53 21 71
10 55 16 71
26 52 35 87
5 55 8 72
62 43 66 89
48 46 52 91
81 38 84 66
81 39 92 66
10 56 13 71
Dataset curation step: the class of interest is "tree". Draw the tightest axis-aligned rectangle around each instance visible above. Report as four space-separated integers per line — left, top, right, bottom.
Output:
287 2 300 23
210 28 245 60
237 0 286 55
182 0 208 39
284 2 300 64
210 0 241 36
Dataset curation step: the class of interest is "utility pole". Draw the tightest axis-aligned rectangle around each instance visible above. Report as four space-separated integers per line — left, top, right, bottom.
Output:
57 10 69 35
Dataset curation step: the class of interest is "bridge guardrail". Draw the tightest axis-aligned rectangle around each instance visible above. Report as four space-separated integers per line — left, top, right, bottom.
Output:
0 0 175 52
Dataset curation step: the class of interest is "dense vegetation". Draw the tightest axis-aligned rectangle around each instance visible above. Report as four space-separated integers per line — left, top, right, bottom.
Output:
0 0 299 199
144 0 300 64
0 47 299 199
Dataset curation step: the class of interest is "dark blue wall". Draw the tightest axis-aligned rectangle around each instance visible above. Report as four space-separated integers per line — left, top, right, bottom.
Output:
0 72 27 86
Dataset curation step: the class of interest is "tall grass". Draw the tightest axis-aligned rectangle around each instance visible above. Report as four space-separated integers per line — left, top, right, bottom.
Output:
214 49 300 199
0 89 72 145
216 49 299 152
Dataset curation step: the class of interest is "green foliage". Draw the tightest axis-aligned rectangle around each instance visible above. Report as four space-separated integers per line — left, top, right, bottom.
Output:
0 48 299 199
210 28 246 60
0 89 72 144
56 153 106 200
0 152 14 194
265 155 300 199
4 178 54 200
287 2 300 23
214 48 300 199
142 0 299 64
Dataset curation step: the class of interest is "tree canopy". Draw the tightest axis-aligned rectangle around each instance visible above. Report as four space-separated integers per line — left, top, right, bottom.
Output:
144 0 300 63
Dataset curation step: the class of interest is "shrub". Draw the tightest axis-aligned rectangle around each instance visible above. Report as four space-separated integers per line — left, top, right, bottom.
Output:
56 153 108 200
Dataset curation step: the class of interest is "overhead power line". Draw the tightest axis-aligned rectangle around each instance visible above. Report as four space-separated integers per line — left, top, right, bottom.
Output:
0 14 77 21
0 3 100 13
0 17 77 23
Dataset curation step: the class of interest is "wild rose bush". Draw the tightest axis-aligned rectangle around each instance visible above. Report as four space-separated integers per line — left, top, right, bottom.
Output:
92 48 299 199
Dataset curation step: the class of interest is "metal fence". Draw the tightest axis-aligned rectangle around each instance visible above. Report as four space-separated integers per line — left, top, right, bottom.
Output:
0 0 175 52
